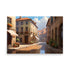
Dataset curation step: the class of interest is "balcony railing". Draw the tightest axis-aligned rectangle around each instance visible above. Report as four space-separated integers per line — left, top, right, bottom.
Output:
25 31 29 34
20 32 24 34
16 31 37 35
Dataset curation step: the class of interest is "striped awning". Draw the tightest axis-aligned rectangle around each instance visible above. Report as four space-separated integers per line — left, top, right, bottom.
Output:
7 30 18 36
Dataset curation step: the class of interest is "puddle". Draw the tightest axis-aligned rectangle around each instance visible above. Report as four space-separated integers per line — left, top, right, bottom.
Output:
40 50 45 54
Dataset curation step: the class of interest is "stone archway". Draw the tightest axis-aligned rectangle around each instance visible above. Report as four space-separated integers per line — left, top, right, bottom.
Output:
59 23 63 48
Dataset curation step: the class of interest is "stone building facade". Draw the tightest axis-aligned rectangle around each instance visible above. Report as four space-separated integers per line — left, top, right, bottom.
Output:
46 16 63 48
7 16 18 46
46 18 51 42
16 17 38 44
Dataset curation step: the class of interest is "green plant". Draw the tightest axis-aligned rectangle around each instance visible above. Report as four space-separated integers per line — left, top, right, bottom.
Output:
49 39 53 45
13 42 20 47
54 42 58 48
49 39 58 48
16 38 20 42
30 41 34 44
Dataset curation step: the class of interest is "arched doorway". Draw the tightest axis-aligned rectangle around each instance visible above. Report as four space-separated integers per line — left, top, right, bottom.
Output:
59 23 63 48
7 32 12 46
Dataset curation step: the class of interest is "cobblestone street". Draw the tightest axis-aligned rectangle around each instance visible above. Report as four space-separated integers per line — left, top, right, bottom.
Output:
8 42 63 54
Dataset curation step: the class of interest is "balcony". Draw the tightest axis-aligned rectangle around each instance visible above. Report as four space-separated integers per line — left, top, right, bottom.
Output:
25 31 29 34
20 32 24 34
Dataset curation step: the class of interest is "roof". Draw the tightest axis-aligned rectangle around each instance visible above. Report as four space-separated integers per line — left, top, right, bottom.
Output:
46 18 51 26
16 18 31 21
16 17 38 28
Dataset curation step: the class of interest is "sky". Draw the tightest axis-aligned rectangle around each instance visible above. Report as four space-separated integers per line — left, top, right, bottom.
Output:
16 16 50 30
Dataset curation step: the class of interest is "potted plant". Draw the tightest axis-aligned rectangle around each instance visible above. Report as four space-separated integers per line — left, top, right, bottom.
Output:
46 41 49 44
51 43 55 47
13 42 20 47
49 39 53 46
30 41 34 44
49 39 58 48
16 38 20 42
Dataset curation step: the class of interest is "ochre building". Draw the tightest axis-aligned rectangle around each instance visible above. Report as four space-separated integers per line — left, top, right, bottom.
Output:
16 17 38 44
7 16 18 46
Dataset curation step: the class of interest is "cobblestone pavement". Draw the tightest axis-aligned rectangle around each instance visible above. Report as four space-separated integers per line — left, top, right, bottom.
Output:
8 42 63 54
38 42 63 54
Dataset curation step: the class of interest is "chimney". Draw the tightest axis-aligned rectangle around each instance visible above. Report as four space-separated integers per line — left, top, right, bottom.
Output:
19 16 22 18
34 22 36 25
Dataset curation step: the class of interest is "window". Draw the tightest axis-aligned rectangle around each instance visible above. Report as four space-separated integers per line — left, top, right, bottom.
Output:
26 21 28 25
7 17 11 23
20 38 22 42
26 27 28 31
51 17 53 23
21 21 23 25
16 22 19 25
21 27 23 32
16 27 19 32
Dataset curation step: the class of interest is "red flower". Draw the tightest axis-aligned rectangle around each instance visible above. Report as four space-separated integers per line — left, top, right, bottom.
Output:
7 23 12 27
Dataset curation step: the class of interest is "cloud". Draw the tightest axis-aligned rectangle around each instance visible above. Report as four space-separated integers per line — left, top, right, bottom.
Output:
33 16 48 30
33 18 40 23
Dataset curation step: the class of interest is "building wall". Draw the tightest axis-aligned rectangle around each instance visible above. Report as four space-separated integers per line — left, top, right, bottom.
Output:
7 16 16 46
46 18 51 42
50 17 63 47
8 16 16 31
46 17 63 48
16 19 38 44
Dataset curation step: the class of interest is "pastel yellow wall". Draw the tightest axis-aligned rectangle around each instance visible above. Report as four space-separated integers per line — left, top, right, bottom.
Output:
8 16 16 31
16 21 30 32
16 20 38 43
16 21 38 34
7 16 16 46
30 22 38 35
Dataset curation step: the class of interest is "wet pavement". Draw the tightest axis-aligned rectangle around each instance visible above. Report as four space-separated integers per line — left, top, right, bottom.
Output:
8 42 63 54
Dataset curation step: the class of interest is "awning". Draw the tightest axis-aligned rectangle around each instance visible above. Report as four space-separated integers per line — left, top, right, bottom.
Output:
35 36 39 40
7 30 18 36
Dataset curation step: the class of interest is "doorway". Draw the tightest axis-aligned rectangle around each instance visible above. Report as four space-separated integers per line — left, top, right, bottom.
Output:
25 36 28 44
59 24 63 48
7 32 12 46
20 38 22 44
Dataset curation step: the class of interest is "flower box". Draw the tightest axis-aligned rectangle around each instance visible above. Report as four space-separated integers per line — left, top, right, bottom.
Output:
7 23 12 27
13 42 20 47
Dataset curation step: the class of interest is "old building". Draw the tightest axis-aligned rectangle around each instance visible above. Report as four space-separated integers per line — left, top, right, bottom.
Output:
46 18 51 42
46 16 63 48
7 16 18 46
16 17 38 44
